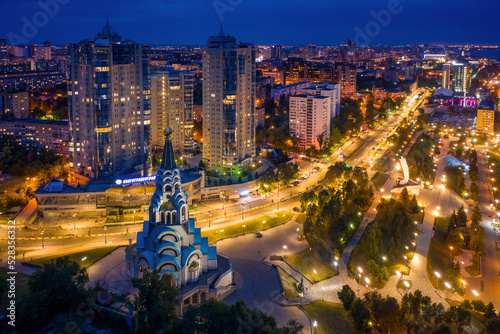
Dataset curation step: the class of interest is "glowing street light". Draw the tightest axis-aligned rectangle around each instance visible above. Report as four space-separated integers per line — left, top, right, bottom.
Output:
472 290 479 297
435 271 441 287
283 245 287 257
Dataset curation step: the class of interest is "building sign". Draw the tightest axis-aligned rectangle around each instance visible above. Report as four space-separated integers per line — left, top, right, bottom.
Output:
115 175 156 185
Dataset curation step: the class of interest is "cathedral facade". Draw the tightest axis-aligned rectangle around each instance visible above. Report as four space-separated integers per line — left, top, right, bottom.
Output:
126 127 234 314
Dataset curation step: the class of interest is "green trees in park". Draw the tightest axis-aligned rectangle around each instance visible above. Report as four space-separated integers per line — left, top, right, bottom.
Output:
131 270 179 333
349 197 421 287
337 284 356 311
261 162 300 191
406 133 437 182
301 166 373 252
445 166 467 197
16 257 90 333
338 286 471 334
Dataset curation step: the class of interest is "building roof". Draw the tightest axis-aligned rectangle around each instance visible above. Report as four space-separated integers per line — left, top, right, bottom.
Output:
433 88 454 97
160 127 177 170
478 100 495 110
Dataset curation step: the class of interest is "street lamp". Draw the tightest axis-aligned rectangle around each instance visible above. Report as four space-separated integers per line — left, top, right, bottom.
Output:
449 246 453 260
41 228 44 249
382 256 386 266
313 269 317 283
73 212 77 229
435 271 441 288
241 204 244 220
444 282 451 290
297 227 300 240
82 256 87 268
104 225 107 244
283 245 287 257
208 211 212 228
472 290 479 297
313 321 317 333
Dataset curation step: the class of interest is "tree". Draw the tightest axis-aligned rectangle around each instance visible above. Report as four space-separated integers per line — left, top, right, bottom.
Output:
399 187 410 205
350 298 372 331
469 170 478 182
280 319 305 334
469 222 485 255
410 194 419 214
198 160 206 168
471 299 486 312
446 229 465 250
469 182 479 202
17 257 89 333
484 302 497 320
486 316 500 334
471 204 482 224
131 270 179 333
238 176 243 183
338 285 356 311
433 324 452 334
456 206 468 227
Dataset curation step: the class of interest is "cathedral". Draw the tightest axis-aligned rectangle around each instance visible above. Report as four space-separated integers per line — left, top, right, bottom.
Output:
125 127 234 314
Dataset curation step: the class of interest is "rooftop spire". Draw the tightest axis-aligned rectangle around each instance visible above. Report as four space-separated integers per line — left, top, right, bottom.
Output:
160 127 177 171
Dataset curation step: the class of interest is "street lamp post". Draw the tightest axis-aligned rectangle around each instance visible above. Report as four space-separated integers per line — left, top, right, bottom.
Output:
297 227 300 240
435 271 441 288
277 172 280 210
382 256 386 267
283 245 287 257
41 229 44 249
241 204 244 220
73 212 77 229
208 211 212 228
449 246 453 260
104 226 107 244
82 256 87 268
313 269 317 283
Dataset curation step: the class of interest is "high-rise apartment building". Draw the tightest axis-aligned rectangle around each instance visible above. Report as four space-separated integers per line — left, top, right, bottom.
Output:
304 82 341 118
442 63 451 89
476 100 495 134
67 19 151 179
271 44 282 59
151 69 195 153
451 62 471 94
335 62 357 96
202 30 256 175
289 94 330 149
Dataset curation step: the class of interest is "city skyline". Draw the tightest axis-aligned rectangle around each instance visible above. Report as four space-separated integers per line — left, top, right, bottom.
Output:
2 0 500 46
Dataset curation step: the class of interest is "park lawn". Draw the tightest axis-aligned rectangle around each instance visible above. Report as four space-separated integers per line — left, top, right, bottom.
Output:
371 172 389 190
284 249 337 283
277 267 300 300
0 267 30 311
301 301 358 334
104 216 143 225
465 254 481 277
23 246 121 268
296 213 307 223
201 210 293 244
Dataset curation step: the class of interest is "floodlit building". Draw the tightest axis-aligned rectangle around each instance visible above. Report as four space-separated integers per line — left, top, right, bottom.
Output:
303 82 341 118
476 100 495 134
67 18 151 179
151 69 195 154
202 29 256 175
125 127 233 315
289 94 330 149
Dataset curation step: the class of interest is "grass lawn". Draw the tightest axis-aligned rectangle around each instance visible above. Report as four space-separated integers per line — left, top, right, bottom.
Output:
201 210 293 244
277 267 300 300
23 246 121 268
0 267 30 311
285 249 337 283
296 213 307 223
371 172 389 190
301 301 357 334
465 254 481 277
105 216 143 224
